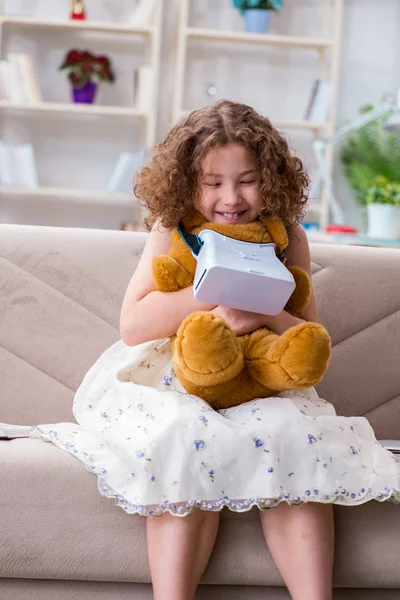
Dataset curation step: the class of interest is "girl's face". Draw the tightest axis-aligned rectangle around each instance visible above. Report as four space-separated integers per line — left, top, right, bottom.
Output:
198 143 263 224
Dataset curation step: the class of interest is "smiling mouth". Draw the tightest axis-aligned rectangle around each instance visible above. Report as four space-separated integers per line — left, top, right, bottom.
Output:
216 211 246 219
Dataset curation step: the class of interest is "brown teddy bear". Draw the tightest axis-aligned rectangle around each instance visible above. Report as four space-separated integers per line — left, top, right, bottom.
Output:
152 212 331 410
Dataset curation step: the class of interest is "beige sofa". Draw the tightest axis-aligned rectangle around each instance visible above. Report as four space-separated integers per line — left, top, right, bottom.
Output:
1 223 399 600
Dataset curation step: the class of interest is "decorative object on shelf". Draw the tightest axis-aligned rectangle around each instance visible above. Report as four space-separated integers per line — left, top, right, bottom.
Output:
59 50 115 104
70 0 86 21
232 0 283 34
364 177 400 239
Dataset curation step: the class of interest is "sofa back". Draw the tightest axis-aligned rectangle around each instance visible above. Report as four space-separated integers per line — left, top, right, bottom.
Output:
1 224 399 439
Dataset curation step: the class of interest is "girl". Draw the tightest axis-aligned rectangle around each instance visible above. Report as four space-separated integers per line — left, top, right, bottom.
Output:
31 100 400 600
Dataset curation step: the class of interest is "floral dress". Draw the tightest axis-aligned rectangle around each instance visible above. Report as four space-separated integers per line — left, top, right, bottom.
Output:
30 337 400 516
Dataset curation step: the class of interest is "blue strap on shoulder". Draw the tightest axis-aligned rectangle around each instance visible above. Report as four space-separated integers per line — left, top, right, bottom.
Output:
178 221 285 262
178 222 203 257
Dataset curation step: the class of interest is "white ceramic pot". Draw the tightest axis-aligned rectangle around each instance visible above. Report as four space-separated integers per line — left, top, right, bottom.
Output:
367 203 400 239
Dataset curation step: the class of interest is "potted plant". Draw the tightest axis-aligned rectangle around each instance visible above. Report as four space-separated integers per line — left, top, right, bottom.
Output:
340 104 400 238
232 0 283 34
59 49 115 104
364 176 400 239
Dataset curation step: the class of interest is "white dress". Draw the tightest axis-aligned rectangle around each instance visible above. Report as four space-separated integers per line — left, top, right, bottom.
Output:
30 337 400 517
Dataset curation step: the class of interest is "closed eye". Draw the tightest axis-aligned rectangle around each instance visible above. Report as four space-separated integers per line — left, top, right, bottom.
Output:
240 180 256 185
205 182 221 188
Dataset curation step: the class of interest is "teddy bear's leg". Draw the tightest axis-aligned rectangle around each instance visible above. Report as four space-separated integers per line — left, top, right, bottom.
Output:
173 312 244 386
152 255 193 292
245 322 331 390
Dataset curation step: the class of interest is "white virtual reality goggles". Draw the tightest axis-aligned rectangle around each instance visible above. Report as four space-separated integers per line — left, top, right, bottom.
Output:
178 224 295 315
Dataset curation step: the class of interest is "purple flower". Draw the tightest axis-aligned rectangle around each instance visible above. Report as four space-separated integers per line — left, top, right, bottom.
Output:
209 470 214 475
199 415 206 421
137 403 144 411
350 445 358 455
253 438 264 448
308 434 317 444
131 472 135 478
150 475 156 482
163 375 172 386
193 439 205 450
136 450 145 458
268 467 274 473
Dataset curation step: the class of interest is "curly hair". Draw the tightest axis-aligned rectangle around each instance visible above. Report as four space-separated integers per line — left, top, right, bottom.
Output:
135 100 309 230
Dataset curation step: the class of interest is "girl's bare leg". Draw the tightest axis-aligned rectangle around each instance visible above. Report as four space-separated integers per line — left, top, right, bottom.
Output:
147 510 220 600
260 502 334 600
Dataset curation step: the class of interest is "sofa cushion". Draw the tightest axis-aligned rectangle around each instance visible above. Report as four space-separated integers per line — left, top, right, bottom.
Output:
1 438 399 587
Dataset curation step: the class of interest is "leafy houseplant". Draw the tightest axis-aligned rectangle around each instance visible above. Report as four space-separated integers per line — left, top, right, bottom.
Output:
232 0 283 34
59 49 115 104
340 108 400 238
340 105 400 205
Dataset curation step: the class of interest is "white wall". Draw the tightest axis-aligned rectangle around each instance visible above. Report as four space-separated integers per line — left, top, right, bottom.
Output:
1 0 399 230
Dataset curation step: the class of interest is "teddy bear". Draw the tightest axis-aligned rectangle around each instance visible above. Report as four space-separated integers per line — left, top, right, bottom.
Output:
152 212 331 410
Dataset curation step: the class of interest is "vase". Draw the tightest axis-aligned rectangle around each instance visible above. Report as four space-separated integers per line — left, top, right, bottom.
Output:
367 203 400 239
72 81 97 104
244 9 272 34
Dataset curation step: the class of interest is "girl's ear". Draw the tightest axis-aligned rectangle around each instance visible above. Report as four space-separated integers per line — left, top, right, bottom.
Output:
259 215 289 255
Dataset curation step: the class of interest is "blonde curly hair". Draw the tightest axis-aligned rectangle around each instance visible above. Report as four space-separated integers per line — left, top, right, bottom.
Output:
135 100 309 230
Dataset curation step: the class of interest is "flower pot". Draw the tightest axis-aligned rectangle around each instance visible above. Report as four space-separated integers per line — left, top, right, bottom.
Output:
367 203 400 239
244 9 272 34
72 81 97 104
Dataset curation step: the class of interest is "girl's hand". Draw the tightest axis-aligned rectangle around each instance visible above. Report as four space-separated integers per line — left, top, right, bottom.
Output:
211 306 265 336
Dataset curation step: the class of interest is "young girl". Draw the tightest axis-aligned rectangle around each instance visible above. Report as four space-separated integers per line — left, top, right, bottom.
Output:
31 100 399 600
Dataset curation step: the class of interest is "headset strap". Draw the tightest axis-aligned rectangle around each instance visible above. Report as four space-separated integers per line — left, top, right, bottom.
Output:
178 222 286 262
178 223 203 256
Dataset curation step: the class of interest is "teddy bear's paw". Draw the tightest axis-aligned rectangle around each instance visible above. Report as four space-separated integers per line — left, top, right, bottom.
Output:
266 322 331 388
285 265 312 317
174 312 244 386
152 255 193 292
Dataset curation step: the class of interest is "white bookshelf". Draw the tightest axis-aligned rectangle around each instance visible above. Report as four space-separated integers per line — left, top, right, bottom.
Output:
0 185 135 207
0 15 155 36
172 0 344 229
0 100 149 119
0 0 163 229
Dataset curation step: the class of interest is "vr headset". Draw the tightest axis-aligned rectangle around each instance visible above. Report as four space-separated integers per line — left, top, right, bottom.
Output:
178 224 295 315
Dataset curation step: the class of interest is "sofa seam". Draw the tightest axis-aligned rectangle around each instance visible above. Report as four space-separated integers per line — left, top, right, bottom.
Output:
0 254 119 333
0 344 76 393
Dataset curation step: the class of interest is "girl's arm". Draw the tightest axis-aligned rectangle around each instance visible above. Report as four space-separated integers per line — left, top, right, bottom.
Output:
120 220 216 346
212 224 317 336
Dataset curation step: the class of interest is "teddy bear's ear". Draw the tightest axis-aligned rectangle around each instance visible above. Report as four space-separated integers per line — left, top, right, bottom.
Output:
181 210 206 230
260 216 289 256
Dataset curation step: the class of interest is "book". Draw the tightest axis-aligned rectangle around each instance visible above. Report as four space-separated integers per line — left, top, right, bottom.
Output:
306 80 331 123
15 143 39 187
107 149 147 193
0 141 39 187
0 54 41 104
135 66 153 110
304 79 320 120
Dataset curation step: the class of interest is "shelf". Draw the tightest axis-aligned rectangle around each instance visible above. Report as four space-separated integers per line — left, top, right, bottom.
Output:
185 28 332 49
0 186 136 207
0 15 154 36
0 100 148 118
178 110 327 131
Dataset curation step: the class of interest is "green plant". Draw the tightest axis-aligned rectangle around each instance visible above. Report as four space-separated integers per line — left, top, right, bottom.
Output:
232 0 283 11
340 104 400 205
365 176 400 207
59 49 115 89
